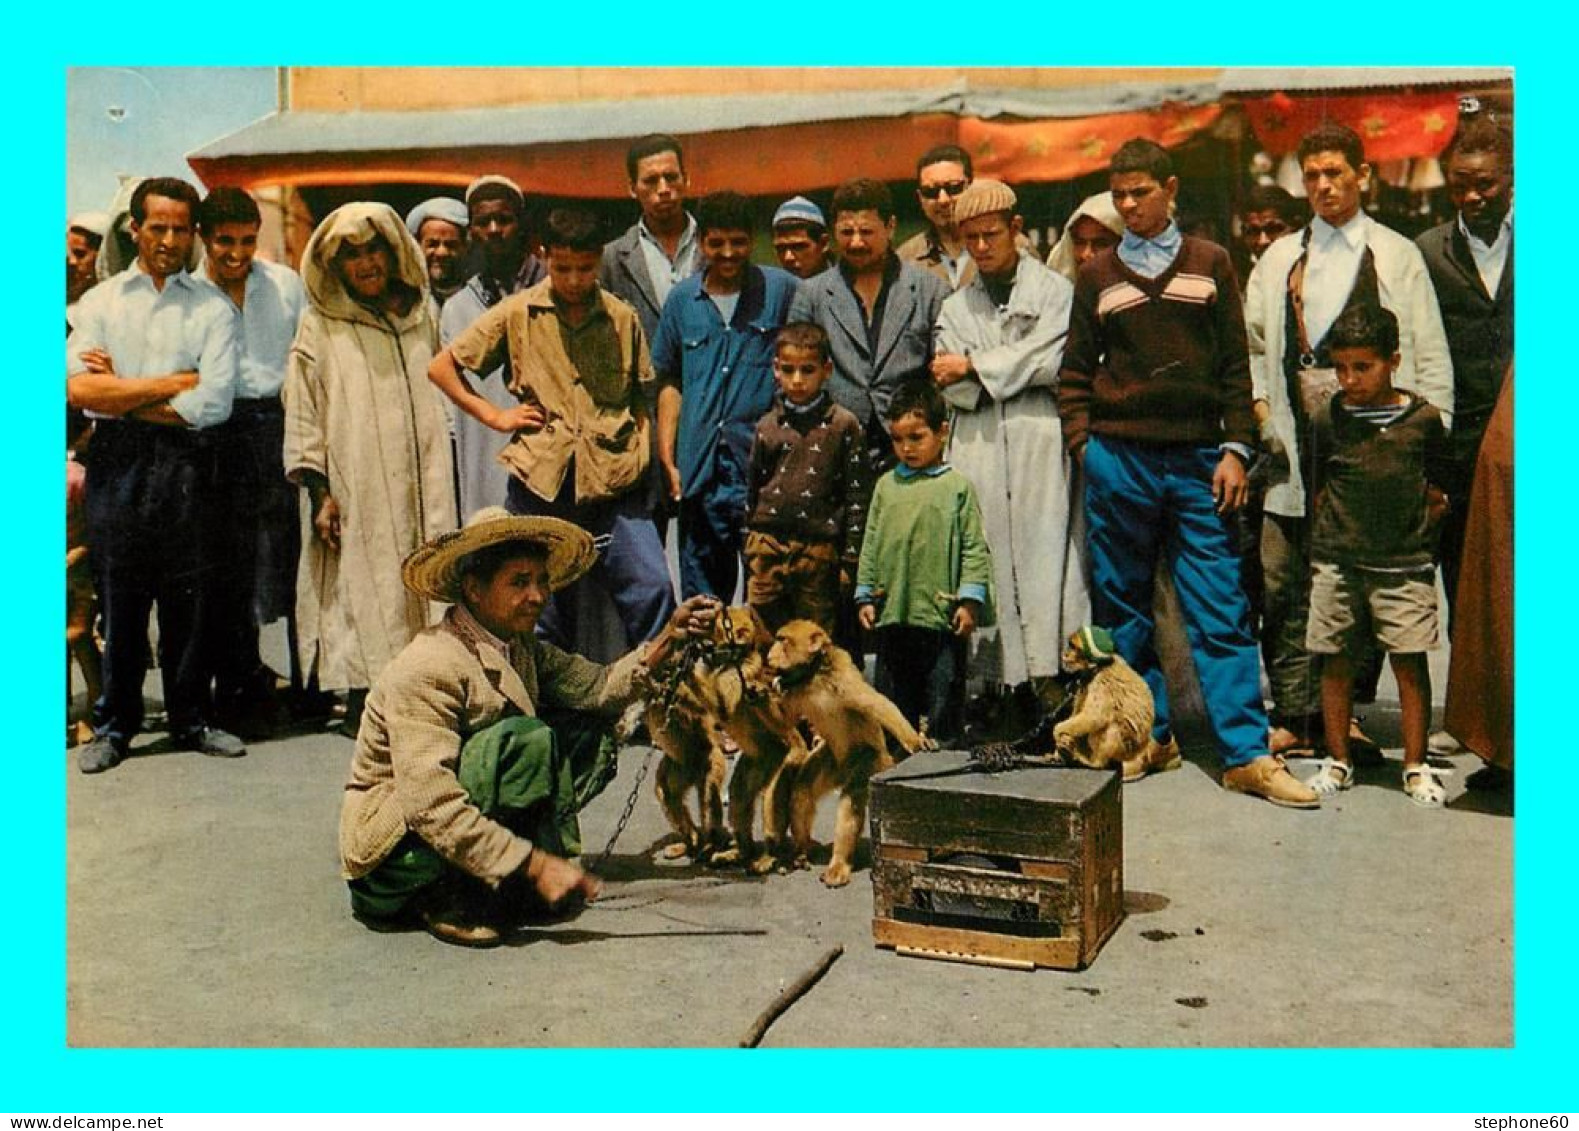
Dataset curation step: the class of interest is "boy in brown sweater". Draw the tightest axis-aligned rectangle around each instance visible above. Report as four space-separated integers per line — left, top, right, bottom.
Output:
1058 138 1318 809
744 322 870 634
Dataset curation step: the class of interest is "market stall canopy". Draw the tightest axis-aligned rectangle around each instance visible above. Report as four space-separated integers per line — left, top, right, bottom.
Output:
1217 67 1512 94
186 77 1224 197
1219 67 1513 161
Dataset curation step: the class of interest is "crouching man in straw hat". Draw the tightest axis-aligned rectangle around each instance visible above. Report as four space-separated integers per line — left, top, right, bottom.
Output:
339 507 720 947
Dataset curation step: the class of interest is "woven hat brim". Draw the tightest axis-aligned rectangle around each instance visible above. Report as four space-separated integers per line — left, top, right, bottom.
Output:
401 516 597 604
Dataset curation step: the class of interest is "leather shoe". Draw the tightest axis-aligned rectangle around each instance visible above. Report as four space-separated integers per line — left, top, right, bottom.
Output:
420 907 503 948
174 727 247 758
77 735 126 774
1122 735 1182 783
1222 754 1321 809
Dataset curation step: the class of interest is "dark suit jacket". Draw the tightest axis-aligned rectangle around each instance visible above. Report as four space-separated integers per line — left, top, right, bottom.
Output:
786 259 949 428
1416 219 1513 469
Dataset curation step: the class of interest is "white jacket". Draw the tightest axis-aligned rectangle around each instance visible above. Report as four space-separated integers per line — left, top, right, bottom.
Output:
937 252 1089 684
1244 213 1453 518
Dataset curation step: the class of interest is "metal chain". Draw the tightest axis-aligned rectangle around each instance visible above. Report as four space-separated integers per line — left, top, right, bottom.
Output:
966 676 1086 771
590 741 657 874
588 631 716 873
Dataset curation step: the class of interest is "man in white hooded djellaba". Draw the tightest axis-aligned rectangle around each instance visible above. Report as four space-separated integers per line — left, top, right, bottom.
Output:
931 179 1090 697
283 202 458 727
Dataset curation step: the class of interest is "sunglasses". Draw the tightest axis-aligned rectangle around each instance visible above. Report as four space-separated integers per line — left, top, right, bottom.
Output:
918 181 969 200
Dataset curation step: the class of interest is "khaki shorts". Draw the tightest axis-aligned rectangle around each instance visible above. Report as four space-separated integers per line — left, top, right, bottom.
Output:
1305 562 1440 656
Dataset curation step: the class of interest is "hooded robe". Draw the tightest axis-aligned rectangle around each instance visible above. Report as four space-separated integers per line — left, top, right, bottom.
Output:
1045 191 1125 284
282 202 457 690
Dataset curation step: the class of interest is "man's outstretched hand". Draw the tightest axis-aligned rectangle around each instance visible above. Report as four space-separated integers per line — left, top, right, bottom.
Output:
523 848 602 906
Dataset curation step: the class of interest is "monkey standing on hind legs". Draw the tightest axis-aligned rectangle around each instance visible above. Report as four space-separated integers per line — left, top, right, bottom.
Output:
643 605 812 872
766 619 935 887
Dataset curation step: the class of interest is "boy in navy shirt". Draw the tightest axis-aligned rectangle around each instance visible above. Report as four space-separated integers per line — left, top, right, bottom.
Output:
1303 305 1450 806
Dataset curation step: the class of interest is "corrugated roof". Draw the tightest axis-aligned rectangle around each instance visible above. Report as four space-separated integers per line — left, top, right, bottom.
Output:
1218 67 1512 93
188 78 1222 162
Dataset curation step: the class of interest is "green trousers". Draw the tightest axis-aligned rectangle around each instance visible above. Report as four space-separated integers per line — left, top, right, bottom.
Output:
348 710 618 921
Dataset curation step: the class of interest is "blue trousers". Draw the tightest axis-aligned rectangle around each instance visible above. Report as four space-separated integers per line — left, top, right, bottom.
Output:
678 490 747 603
85 421 219 743
1083 434 1267 768
677 444 750 602
506 474 675 649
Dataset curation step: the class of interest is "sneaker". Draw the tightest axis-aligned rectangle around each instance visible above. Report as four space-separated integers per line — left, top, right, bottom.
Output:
1222 754 1321 809
1121 735 1183 783
77 735 126 774
173 726 247 758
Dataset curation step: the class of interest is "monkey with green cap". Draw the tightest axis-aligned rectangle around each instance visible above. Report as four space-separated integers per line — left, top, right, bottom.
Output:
1053 626 1169 783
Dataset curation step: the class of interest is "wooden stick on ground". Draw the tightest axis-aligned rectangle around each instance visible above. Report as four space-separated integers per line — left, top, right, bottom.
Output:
739 945 845 1048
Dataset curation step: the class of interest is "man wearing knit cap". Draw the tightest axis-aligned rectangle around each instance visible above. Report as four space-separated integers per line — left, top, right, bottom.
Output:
67 211 110 328
932 179 1088 708
439 176 547 519
771 195 831 279
1059 138 1319 809
405 196 471 307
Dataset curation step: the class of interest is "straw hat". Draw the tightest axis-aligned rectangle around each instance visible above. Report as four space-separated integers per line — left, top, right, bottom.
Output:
401 507 597 604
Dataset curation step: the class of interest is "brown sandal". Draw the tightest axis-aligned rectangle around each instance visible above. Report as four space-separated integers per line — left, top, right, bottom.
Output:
1269 726 1317 758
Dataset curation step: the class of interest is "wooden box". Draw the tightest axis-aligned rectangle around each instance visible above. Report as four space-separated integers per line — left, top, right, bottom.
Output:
868 750 1124 971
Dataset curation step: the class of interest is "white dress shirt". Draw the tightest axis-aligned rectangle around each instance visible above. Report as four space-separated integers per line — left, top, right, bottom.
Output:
1302 211 1368 349
66 262 241 429
212 257 307 400
1459 208 1512 298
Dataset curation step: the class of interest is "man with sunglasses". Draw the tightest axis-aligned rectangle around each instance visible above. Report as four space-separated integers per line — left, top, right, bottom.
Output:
896 145 976 290
898 145 1033 292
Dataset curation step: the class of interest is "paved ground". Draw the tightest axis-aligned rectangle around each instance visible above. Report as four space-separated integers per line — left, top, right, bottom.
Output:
65 672 1511 1050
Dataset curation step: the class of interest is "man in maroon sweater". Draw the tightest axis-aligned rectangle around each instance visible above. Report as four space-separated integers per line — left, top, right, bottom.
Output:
1058 138 1319 809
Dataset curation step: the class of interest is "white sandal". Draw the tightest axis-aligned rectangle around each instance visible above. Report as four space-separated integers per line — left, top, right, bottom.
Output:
1308 758 1353 795
1402 764 1447 808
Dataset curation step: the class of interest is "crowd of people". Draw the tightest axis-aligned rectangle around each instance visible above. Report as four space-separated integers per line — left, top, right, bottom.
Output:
65 115 1512 945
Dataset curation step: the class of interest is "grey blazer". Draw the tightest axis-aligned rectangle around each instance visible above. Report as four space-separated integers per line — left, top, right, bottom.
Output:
599 220 702 344
787 259 949 427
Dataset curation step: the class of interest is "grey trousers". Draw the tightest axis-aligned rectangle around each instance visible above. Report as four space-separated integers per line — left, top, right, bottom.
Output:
1259 512 1320 728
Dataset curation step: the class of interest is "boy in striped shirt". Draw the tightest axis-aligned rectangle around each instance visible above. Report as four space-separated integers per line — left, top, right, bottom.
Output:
1059 138 1318 809
1303 304 1450 806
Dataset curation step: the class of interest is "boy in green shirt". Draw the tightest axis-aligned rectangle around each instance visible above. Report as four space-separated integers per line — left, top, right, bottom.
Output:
855 380 993 741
